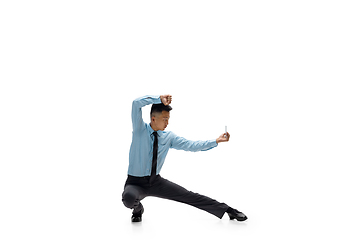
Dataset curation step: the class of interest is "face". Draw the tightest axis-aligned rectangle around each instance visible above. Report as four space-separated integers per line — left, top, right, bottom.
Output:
151 111 170 131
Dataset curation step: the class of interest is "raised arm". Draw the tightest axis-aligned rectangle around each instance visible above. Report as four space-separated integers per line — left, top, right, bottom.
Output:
131 95 162 131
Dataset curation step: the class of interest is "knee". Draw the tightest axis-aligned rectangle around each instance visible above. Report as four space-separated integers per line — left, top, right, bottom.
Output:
122 191 137 209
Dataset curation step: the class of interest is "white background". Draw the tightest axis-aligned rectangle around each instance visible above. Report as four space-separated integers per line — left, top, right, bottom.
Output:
1 0 360 239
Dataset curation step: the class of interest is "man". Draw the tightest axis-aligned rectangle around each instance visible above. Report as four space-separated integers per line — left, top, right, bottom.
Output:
122 95 247 222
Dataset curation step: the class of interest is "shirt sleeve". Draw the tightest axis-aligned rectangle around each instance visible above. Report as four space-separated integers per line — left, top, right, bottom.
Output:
131 95 162 131
170 133 218 152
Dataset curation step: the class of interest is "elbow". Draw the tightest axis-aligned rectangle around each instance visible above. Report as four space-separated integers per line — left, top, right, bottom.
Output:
132 99 138 107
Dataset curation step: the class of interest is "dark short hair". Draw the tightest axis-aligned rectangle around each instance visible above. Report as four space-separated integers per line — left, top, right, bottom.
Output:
150 103 172 116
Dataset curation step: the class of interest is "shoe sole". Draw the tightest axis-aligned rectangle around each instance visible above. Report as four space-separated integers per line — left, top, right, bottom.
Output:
131 217 142 223
229 214 248 221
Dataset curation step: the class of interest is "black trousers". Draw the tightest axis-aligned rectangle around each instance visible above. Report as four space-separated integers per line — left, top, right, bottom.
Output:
122 175 229 219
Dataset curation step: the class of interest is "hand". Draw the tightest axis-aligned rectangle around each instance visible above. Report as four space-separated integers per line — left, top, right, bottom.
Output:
160 95 172 106
216 132 230 143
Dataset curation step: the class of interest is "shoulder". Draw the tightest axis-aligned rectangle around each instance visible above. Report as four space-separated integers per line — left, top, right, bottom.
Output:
159 130 176 141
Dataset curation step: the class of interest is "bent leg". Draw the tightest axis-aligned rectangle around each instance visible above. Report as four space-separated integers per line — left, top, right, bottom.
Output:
122 185 146 214
149 177 229 219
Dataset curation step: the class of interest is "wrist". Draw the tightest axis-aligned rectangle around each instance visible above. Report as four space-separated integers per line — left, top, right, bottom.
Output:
160 95 165 104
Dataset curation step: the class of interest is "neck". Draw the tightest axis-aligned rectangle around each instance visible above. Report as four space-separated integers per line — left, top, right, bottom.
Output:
150 123 159 132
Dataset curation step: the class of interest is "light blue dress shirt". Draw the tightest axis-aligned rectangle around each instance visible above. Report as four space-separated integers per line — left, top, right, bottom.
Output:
128 95 218 177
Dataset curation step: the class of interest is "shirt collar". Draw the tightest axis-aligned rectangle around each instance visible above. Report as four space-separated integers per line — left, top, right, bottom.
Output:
146 123 164 137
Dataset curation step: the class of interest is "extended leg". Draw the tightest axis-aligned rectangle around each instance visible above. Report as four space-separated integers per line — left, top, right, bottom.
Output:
149 177 229 219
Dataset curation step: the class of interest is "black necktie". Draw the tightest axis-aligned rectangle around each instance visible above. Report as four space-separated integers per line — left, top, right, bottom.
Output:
150 131 158 183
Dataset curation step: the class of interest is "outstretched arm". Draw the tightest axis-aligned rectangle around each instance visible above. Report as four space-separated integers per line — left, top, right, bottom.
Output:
170 134 218 152
170 130 230 151
170 132 230 151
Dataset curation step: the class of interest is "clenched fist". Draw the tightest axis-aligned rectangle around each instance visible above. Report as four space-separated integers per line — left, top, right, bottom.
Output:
160 95 172 106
